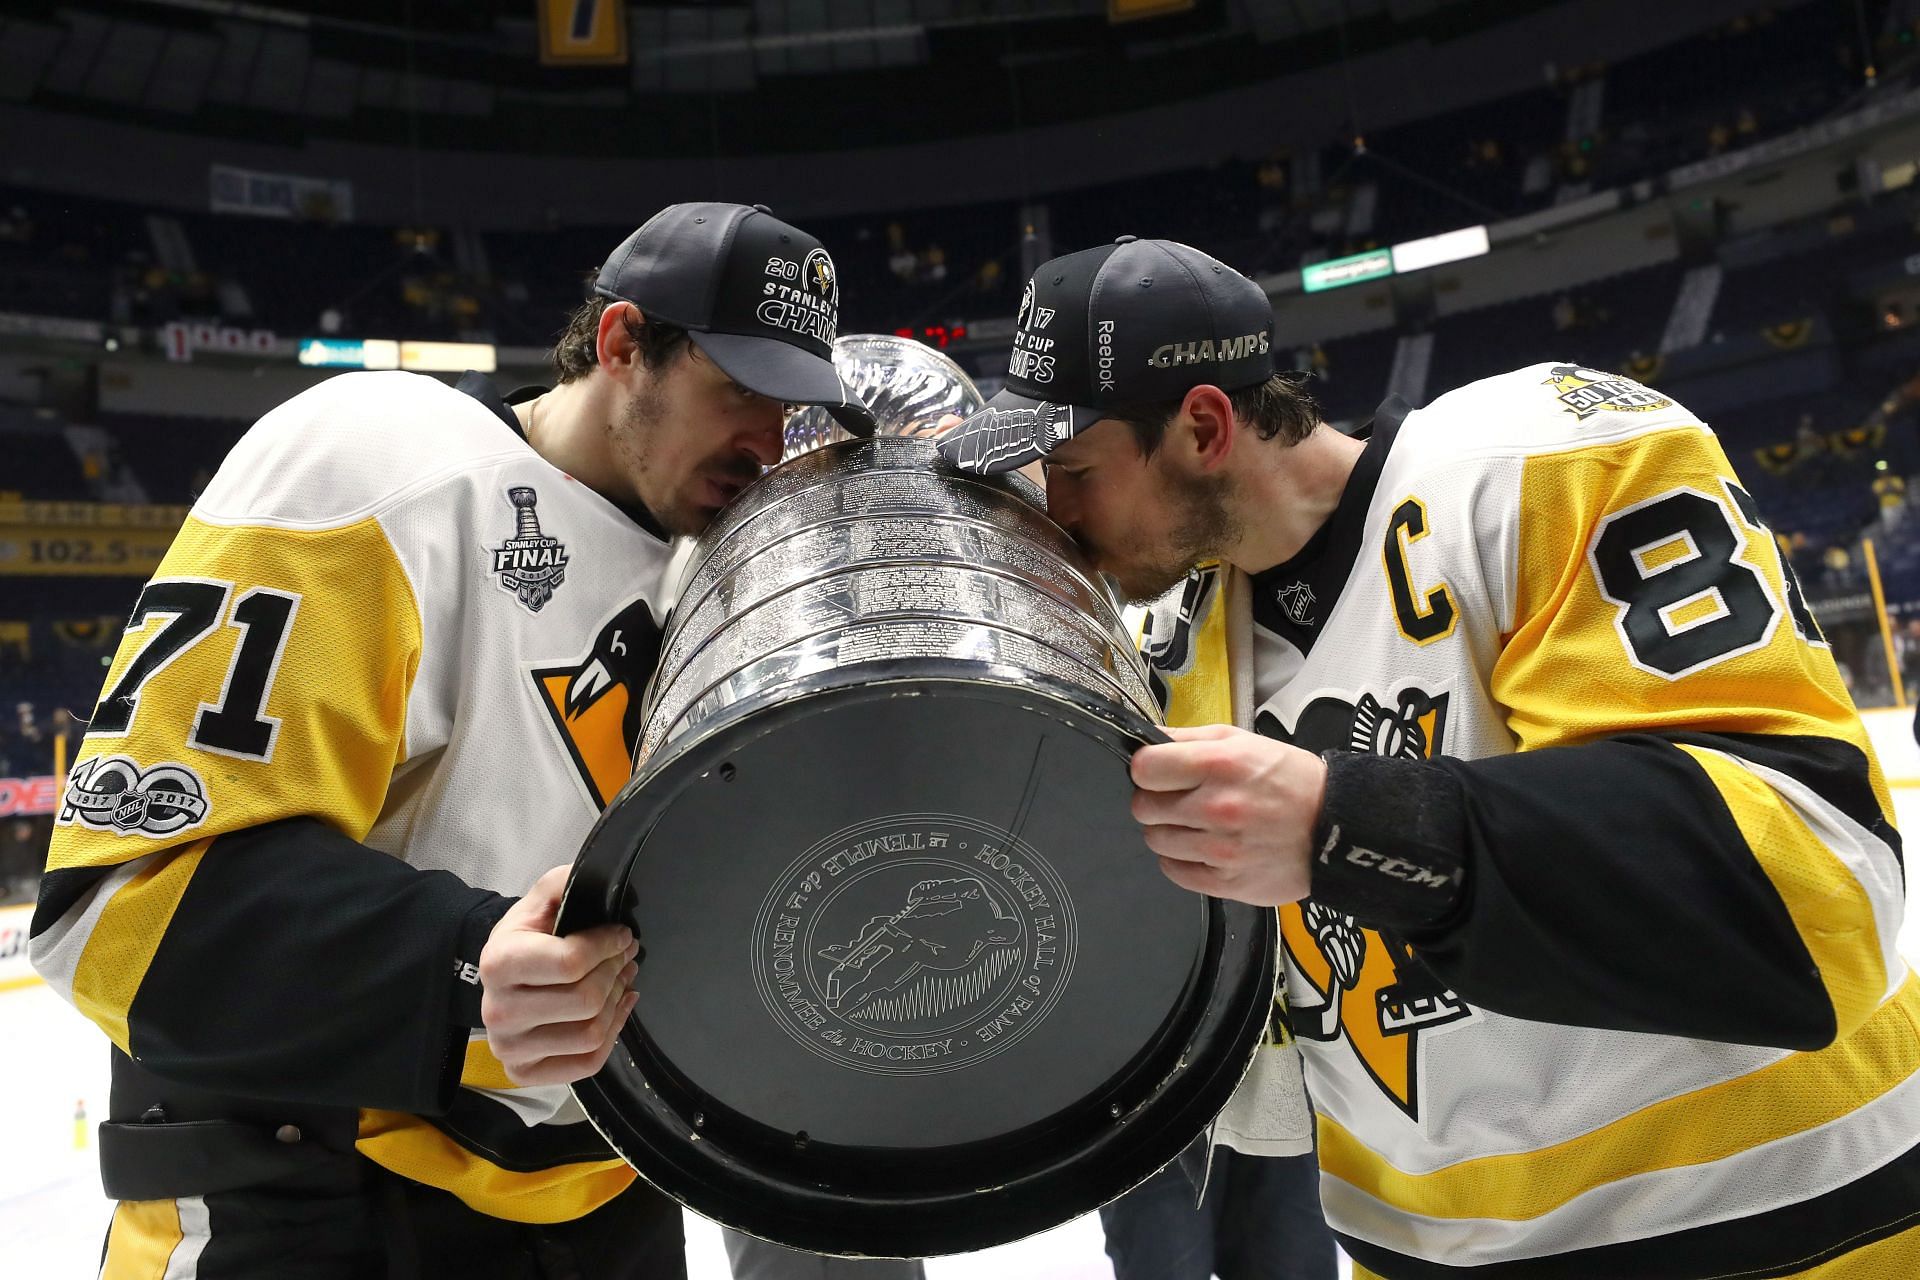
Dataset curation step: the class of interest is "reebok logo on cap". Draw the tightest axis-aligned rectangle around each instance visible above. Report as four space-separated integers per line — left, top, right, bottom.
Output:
940 237 1274 475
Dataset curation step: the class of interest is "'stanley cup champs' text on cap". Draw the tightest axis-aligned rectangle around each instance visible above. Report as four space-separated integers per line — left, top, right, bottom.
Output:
939 237 1277 475
595 202 877 435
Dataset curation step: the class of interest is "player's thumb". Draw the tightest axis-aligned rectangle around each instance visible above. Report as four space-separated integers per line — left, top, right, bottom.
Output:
510 864 573 935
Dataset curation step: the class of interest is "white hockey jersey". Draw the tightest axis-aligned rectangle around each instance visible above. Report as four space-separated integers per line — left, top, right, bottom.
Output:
1148 364 1919 1277
35 370 682 1224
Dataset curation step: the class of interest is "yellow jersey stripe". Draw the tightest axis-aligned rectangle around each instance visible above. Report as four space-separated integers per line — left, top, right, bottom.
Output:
72 842 209 1054
1679 744 1893 1035
461 1036 518 1091
357 1108 634 1224
99 1198 184 1280
1317 976 1920 1222
1347 1219 1920 1277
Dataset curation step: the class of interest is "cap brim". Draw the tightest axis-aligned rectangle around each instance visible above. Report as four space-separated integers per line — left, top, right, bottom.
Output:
692 332 876 437
936 389 1102 475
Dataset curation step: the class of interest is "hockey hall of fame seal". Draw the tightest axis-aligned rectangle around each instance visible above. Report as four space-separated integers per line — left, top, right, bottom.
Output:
752 813 1079 1077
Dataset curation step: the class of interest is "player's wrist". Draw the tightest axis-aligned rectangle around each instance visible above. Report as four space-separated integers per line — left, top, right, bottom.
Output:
453 895 515 1028
1306 750 1467 931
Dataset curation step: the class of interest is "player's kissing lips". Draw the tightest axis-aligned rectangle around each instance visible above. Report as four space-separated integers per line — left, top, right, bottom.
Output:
709 474 752 506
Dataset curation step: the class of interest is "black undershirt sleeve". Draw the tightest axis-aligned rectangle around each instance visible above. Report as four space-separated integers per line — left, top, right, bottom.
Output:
1308 732 1882 1050
120 818 513 1114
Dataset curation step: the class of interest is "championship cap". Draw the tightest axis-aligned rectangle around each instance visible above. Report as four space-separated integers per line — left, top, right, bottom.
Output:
595 202 876 435
939 237 1274 474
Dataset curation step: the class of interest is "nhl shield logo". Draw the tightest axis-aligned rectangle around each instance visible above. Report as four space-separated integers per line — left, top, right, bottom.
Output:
493 486 569 613
1276 580 1316 626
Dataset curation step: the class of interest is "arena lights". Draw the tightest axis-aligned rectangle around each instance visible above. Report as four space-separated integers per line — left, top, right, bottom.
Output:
1389 225 1491 274
401 341 497 373
297 338 496 372
299 338 399 369
1300 249 1394 293
1296 226 1491 293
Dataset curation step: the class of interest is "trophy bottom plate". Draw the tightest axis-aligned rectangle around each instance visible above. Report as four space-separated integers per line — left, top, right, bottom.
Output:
562 675 1274 1257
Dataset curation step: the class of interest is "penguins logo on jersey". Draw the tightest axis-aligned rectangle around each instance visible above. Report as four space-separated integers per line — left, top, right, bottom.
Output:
1543 365 1673 421
1258 686 1474 1122
530 597 665 810
1144 564 1222 714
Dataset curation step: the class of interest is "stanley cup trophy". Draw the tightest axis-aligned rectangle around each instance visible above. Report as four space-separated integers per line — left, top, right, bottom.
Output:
559 336 1275 1257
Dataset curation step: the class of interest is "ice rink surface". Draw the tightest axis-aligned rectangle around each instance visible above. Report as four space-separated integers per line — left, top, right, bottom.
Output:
9 707 1920 1279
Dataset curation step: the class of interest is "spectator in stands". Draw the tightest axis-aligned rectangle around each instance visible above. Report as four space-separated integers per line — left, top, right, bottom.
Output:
1898 618 1920 695
47 707 75 768
887 222 915 282
15 701 39 749
1875 471 1909 528
2 818 41 905
1795 414 1831 478
0 204 32 244
1824 542 1856 591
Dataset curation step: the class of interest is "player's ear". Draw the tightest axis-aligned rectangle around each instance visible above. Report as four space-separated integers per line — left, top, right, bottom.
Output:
1179 385 1236 474
596 302 644 374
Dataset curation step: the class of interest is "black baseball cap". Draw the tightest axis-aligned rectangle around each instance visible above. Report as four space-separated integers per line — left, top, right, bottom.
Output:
595 202 876 435
939 237 1275 474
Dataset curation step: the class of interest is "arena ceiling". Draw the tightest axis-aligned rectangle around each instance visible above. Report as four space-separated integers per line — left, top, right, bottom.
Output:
0 0 1535 153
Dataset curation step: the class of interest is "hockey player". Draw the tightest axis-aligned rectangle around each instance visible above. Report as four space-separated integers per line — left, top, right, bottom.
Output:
941 238 1919 1277
33 203 876 1278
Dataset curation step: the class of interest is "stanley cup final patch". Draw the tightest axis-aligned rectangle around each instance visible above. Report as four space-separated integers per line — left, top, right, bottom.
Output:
492 486 570 613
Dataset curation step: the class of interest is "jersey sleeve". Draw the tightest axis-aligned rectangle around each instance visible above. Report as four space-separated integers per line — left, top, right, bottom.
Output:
31 384 513 1111
1318 420 1905 1050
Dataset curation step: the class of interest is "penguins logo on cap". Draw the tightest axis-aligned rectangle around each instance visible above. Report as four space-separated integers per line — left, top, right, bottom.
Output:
803 247 838 308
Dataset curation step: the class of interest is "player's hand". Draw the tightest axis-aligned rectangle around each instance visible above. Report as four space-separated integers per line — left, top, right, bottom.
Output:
1130 724 1328 907
479 865 639 1086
